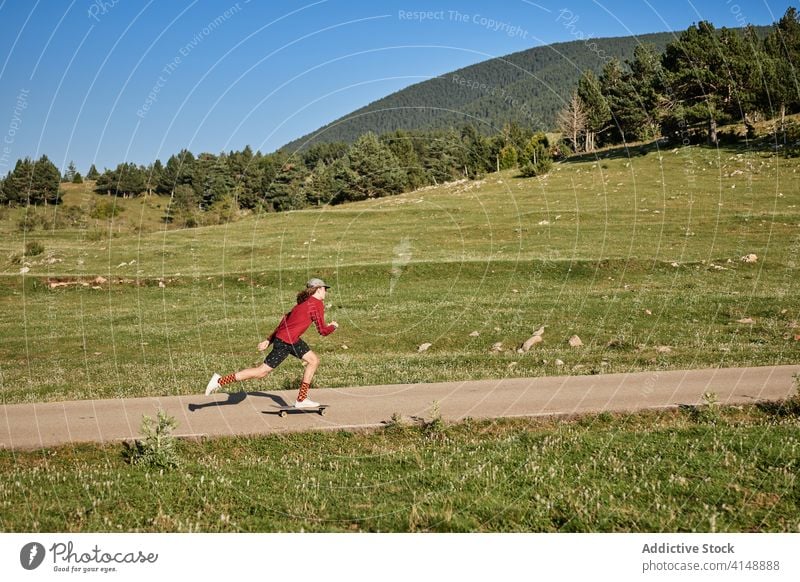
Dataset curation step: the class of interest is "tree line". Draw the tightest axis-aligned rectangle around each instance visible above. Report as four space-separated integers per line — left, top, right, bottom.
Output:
558 7 800 152
0 124 556 226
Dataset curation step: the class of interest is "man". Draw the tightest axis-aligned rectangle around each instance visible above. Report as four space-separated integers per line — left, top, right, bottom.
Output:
205 278 338 408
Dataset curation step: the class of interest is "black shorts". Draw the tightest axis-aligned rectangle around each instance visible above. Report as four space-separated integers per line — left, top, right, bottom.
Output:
264 338 311 369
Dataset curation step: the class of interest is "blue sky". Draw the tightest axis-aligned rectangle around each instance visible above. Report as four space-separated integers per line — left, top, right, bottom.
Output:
0 0 793 174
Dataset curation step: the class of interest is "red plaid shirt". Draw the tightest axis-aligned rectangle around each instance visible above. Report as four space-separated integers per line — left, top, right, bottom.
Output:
269 297 336 344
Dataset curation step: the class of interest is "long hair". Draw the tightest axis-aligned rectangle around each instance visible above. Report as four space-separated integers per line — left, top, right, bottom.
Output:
296 286 320 304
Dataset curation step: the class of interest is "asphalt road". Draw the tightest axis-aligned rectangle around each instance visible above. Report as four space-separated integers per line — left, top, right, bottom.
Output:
1 365 797 450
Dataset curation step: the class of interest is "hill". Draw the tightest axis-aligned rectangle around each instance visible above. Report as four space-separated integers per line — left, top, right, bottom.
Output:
281 32 676 151
281 27 773 152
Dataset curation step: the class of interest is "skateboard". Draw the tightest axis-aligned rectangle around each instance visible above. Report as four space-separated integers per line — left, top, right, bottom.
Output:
276 404 329 418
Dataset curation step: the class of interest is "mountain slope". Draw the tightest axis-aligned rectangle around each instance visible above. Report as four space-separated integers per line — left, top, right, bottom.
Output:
281 32 677 151
281 26 773 152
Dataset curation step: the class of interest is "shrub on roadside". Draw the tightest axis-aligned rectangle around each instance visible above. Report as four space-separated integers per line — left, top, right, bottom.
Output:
124 409 180 470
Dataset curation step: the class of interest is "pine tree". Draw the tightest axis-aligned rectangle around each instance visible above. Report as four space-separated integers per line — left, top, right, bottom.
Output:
265 161 309 211
3 158 34 205
340 132 405 201
459 124 493 177
147 159 164 196
157 150 195 195
504 122 536 155
86 164 100 180
601 48 664 144
302 142 348 169
63 161 78 183
31 155 62 204
94 163 146 197
192 153 232 209
662 21 730 144
629 44 665 140
381 130 427 190
228 146 263 209
577 70 611 152
498 144 518 170
763 7 800 134
419 129 462 184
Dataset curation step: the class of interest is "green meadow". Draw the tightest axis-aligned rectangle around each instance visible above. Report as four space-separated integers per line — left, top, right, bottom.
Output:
1 141 799 532
1 141 798 403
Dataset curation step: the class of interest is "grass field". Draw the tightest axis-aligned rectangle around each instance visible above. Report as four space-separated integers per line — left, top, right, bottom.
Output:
1 140 798 403
1 139 799 532
1 404 798 532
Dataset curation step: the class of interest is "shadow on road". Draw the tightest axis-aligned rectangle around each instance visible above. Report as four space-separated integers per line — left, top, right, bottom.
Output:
188 391 289 412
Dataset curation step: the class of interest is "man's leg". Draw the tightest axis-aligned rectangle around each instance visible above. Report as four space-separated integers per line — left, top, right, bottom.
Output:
207 364 272 395
232 363 273 382
296 351 319 402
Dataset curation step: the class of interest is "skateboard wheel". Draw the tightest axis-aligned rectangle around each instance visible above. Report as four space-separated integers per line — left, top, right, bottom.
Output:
279 410 287 418
319 408 326 416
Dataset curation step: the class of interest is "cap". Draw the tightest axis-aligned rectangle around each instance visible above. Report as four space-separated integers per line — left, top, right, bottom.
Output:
306 277 331 289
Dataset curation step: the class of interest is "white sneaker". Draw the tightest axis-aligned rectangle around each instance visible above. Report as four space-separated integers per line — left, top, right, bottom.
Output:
294 398 320 409
205 373 221 395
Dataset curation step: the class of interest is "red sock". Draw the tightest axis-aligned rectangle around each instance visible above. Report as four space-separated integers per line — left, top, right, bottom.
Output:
219 373 237 386
297 381 310 401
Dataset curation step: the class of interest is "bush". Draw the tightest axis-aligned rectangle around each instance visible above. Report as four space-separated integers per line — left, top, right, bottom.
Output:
124 409 180 470
498 145 518 170
688 391 723 424
85 229 109 241
17 213 44 232
520 157 553 177
24 241 45 257
90 197 123 220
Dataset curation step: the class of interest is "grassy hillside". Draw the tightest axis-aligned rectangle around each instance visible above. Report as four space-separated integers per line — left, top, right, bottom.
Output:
0 180 179 239
1 139 798 404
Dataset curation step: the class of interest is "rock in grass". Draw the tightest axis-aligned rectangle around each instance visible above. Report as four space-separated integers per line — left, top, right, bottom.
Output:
741 253 758 263
418 343 432 353
555 359 565 367
568 335 583 348
520 334 543 352
736 317 755 324
656 346 672 354
490 342 503 353
469 331 480 337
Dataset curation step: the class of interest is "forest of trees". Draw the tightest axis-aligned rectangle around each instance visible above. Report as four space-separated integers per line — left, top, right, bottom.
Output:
1 8 798 226
85 125 553 227
0 155 62 206
559 8 800 152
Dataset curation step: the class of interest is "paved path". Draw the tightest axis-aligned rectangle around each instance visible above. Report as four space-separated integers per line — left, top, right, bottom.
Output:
1 365 797 450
